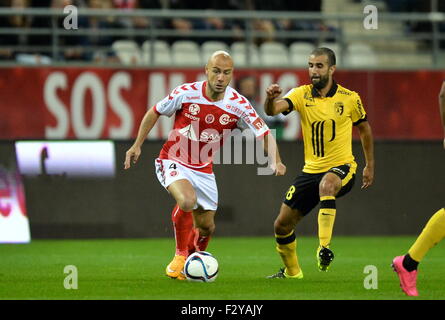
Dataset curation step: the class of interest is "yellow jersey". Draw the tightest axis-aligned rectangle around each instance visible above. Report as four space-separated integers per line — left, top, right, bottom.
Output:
283 81 367 173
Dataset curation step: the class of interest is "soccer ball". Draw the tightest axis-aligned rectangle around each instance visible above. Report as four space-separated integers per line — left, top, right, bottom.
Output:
184 251 219 282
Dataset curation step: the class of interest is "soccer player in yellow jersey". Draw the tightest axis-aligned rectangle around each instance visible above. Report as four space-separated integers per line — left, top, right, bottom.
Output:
392 81 445 296
264 47 375 278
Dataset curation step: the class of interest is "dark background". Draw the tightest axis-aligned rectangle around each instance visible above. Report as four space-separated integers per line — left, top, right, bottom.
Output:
5 140 443 239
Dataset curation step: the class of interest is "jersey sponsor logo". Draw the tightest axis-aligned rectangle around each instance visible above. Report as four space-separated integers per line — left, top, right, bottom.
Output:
184 112 200 121
219 114 237 125
330 167 346 176
225 105 244 117
335 102 344 115
177 124 223 143
305 103 316 107
200 130 223 143
205 114 215 124
188 104 200 115
252 117 266 130
337 89 351 96
241 113 252 124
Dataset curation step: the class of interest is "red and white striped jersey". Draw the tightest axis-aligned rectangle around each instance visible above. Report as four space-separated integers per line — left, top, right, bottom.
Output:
153 81 270 173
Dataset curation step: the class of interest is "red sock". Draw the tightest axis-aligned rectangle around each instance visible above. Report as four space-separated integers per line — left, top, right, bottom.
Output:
187 227 211 254
197 233 210 252
171 205 193 257
187 228 199 255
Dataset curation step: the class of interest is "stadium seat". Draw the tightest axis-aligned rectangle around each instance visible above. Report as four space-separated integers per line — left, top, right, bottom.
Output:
230 41 260 67
112 40 142 65
142 40 172 66
16 53 52 65
201 41 229 62
345 43 378 67
259 42 289 67
171 40 202 66
289 42 315 67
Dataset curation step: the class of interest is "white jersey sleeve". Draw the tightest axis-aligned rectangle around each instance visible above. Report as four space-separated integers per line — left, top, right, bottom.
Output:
239 100 270 138
153 86 186 117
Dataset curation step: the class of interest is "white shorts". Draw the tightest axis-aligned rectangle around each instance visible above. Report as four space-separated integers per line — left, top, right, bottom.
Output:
155 158 218 211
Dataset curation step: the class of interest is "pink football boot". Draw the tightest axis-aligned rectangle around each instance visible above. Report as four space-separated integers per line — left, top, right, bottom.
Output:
392 256 419 297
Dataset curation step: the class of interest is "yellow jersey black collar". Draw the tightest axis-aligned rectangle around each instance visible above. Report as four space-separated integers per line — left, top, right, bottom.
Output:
311 81 338 98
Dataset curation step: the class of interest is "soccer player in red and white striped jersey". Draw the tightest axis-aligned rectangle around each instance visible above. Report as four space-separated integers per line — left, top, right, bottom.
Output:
125 51 286 279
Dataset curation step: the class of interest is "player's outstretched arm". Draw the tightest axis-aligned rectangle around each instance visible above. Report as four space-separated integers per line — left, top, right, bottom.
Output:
439 81 445 149
264 84 290 116
124 108 160 170
356 121 375 189
263 132 286 176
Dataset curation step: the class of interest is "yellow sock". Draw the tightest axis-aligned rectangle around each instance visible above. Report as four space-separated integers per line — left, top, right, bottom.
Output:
275 230 301 276
318 196 336 248
408 208 445 262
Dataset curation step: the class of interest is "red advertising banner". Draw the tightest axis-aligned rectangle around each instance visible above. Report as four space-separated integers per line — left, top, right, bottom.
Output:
0 143 30 243
0 67 443 140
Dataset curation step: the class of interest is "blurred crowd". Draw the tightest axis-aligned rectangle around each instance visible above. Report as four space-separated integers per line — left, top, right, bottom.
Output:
356 0 445 48
384 0 445 47
0 0 331 62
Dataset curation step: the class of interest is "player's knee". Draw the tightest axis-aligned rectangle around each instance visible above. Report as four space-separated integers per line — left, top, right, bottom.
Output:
319 180 337 196
274 218 292 236
176 195 197 212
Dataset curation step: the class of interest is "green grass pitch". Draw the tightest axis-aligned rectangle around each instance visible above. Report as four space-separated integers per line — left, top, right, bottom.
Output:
0 236 443 300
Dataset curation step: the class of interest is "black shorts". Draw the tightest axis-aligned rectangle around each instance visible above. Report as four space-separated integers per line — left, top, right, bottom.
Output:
283 164 356 216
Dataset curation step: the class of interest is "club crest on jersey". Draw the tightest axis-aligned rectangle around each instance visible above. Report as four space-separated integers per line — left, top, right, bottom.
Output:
335 102 344 116
188 104 200 115
170 170 178 177
304 92 315 102
205 114 215 124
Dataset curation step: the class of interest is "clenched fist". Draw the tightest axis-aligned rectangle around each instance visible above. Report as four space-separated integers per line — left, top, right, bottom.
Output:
266 84 283 99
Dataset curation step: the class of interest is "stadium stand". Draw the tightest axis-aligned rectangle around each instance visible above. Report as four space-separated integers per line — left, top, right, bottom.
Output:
112 40 142 65
142 40 172 66
230 41 261 67
259 41 289 67
345 42 378 67
0 0 443 67
171 40 202 66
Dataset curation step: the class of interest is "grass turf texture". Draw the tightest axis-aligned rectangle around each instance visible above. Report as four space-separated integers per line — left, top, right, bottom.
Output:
0 236 444 300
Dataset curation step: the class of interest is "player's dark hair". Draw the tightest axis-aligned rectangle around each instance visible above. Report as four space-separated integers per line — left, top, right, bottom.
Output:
311 47 336 66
